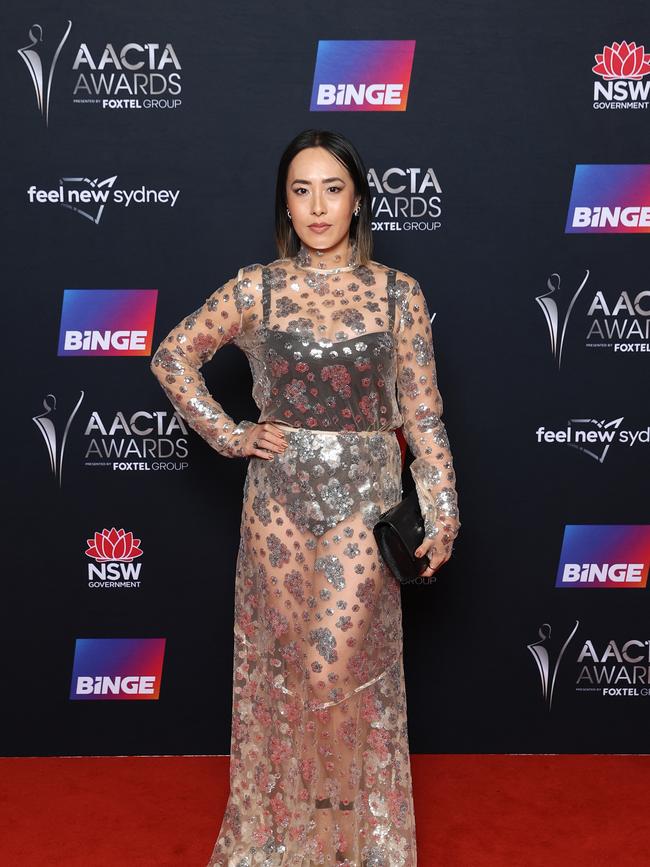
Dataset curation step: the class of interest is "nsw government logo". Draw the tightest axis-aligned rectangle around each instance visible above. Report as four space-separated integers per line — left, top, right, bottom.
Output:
310 40 415 111
70 638 165 700
58 289 158 356
555 525 650 589
86 527 143 589
565 165 650 233
592 40 650 110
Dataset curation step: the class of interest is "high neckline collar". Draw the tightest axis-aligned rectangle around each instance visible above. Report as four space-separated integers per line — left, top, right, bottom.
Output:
292 239 360 274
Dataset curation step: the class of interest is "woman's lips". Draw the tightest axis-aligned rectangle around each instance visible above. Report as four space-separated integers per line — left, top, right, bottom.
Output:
309 224 331 233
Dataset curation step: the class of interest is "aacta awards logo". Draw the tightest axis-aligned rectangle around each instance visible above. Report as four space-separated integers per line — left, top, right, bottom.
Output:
535 270 590 369
18 20 72 127
536 270 650 364
84 408 189 471
592 40 650 110
575 636 650 698
86 527 143 589
18 19 182 126
33 389 191 481
32 391 85 486
527 621 580 710
368 167 443 233
528 620 650 707
582 284 650 354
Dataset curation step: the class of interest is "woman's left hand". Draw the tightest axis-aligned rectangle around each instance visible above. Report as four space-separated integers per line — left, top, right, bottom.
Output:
414 536 448 578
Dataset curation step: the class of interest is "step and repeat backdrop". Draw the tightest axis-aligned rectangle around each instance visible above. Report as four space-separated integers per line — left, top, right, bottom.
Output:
2 1 649 756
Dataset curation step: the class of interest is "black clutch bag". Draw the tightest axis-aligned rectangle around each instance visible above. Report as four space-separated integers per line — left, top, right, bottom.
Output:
373 488 433 584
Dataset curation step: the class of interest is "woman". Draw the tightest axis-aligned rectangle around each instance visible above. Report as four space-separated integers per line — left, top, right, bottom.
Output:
150 129 461 867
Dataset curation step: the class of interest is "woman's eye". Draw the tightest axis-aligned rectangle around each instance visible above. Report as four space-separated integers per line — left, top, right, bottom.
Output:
291 186 342 195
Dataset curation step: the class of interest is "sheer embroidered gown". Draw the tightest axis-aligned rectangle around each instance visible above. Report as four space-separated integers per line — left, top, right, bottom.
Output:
150 242 461 867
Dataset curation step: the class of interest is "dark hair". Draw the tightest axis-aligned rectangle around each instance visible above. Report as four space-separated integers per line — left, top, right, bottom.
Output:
275 129 373 266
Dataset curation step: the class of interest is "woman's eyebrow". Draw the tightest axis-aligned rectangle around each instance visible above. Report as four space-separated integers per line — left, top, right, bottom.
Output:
290 177 346 184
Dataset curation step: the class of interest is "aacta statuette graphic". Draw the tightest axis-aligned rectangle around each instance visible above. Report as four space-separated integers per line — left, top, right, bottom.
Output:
535 271 589 369
32 392 84 486
18 20 72 127
527 620 579 710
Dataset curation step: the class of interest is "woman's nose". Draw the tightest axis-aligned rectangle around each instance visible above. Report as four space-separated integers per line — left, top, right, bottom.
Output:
312 191 325 215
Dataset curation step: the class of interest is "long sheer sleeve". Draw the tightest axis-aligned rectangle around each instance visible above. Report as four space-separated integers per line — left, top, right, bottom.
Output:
150 268 257 458
394 274 461 553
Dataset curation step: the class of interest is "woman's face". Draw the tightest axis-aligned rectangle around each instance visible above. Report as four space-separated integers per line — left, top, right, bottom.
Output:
285 146 359 251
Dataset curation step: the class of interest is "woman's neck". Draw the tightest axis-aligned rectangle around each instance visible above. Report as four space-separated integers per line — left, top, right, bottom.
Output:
293 237 359 272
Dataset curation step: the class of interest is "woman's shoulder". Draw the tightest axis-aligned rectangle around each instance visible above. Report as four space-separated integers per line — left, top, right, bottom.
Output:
234 258 290 283
367 258 419 292
236 261 265 281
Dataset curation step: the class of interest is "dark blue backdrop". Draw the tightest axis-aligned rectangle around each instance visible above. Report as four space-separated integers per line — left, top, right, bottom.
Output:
2 0 648 756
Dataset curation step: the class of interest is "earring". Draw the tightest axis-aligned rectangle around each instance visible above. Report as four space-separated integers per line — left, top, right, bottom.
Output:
287 208 292 220
353 203 360 216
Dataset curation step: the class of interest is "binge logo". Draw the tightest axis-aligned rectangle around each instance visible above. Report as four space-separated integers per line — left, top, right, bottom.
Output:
555 525 650 588
58 289 158 355
565 165 650 233
70 638 165 700
310 40 415 111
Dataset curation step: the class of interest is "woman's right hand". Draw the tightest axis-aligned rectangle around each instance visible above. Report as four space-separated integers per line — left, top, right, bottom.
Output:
240 422 288 460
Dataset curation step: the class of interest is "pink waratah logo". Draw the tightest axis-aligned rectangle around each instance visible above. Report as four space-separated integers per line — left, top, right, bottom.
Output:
592 41 650 80
86 528 143 562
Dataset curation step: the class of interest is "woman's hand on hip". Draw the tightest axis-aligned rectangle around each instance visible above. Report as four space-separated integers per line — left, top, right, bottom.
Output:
240 422 288 459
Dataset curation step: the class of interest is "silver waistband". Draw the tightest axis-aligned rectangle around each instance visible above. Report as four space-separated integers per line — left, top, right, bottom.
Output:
265 421 398 437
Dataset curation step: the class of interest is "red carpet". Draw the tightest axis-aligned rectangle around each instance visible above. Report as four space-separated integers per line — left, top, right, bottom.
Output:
0 754 647 866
